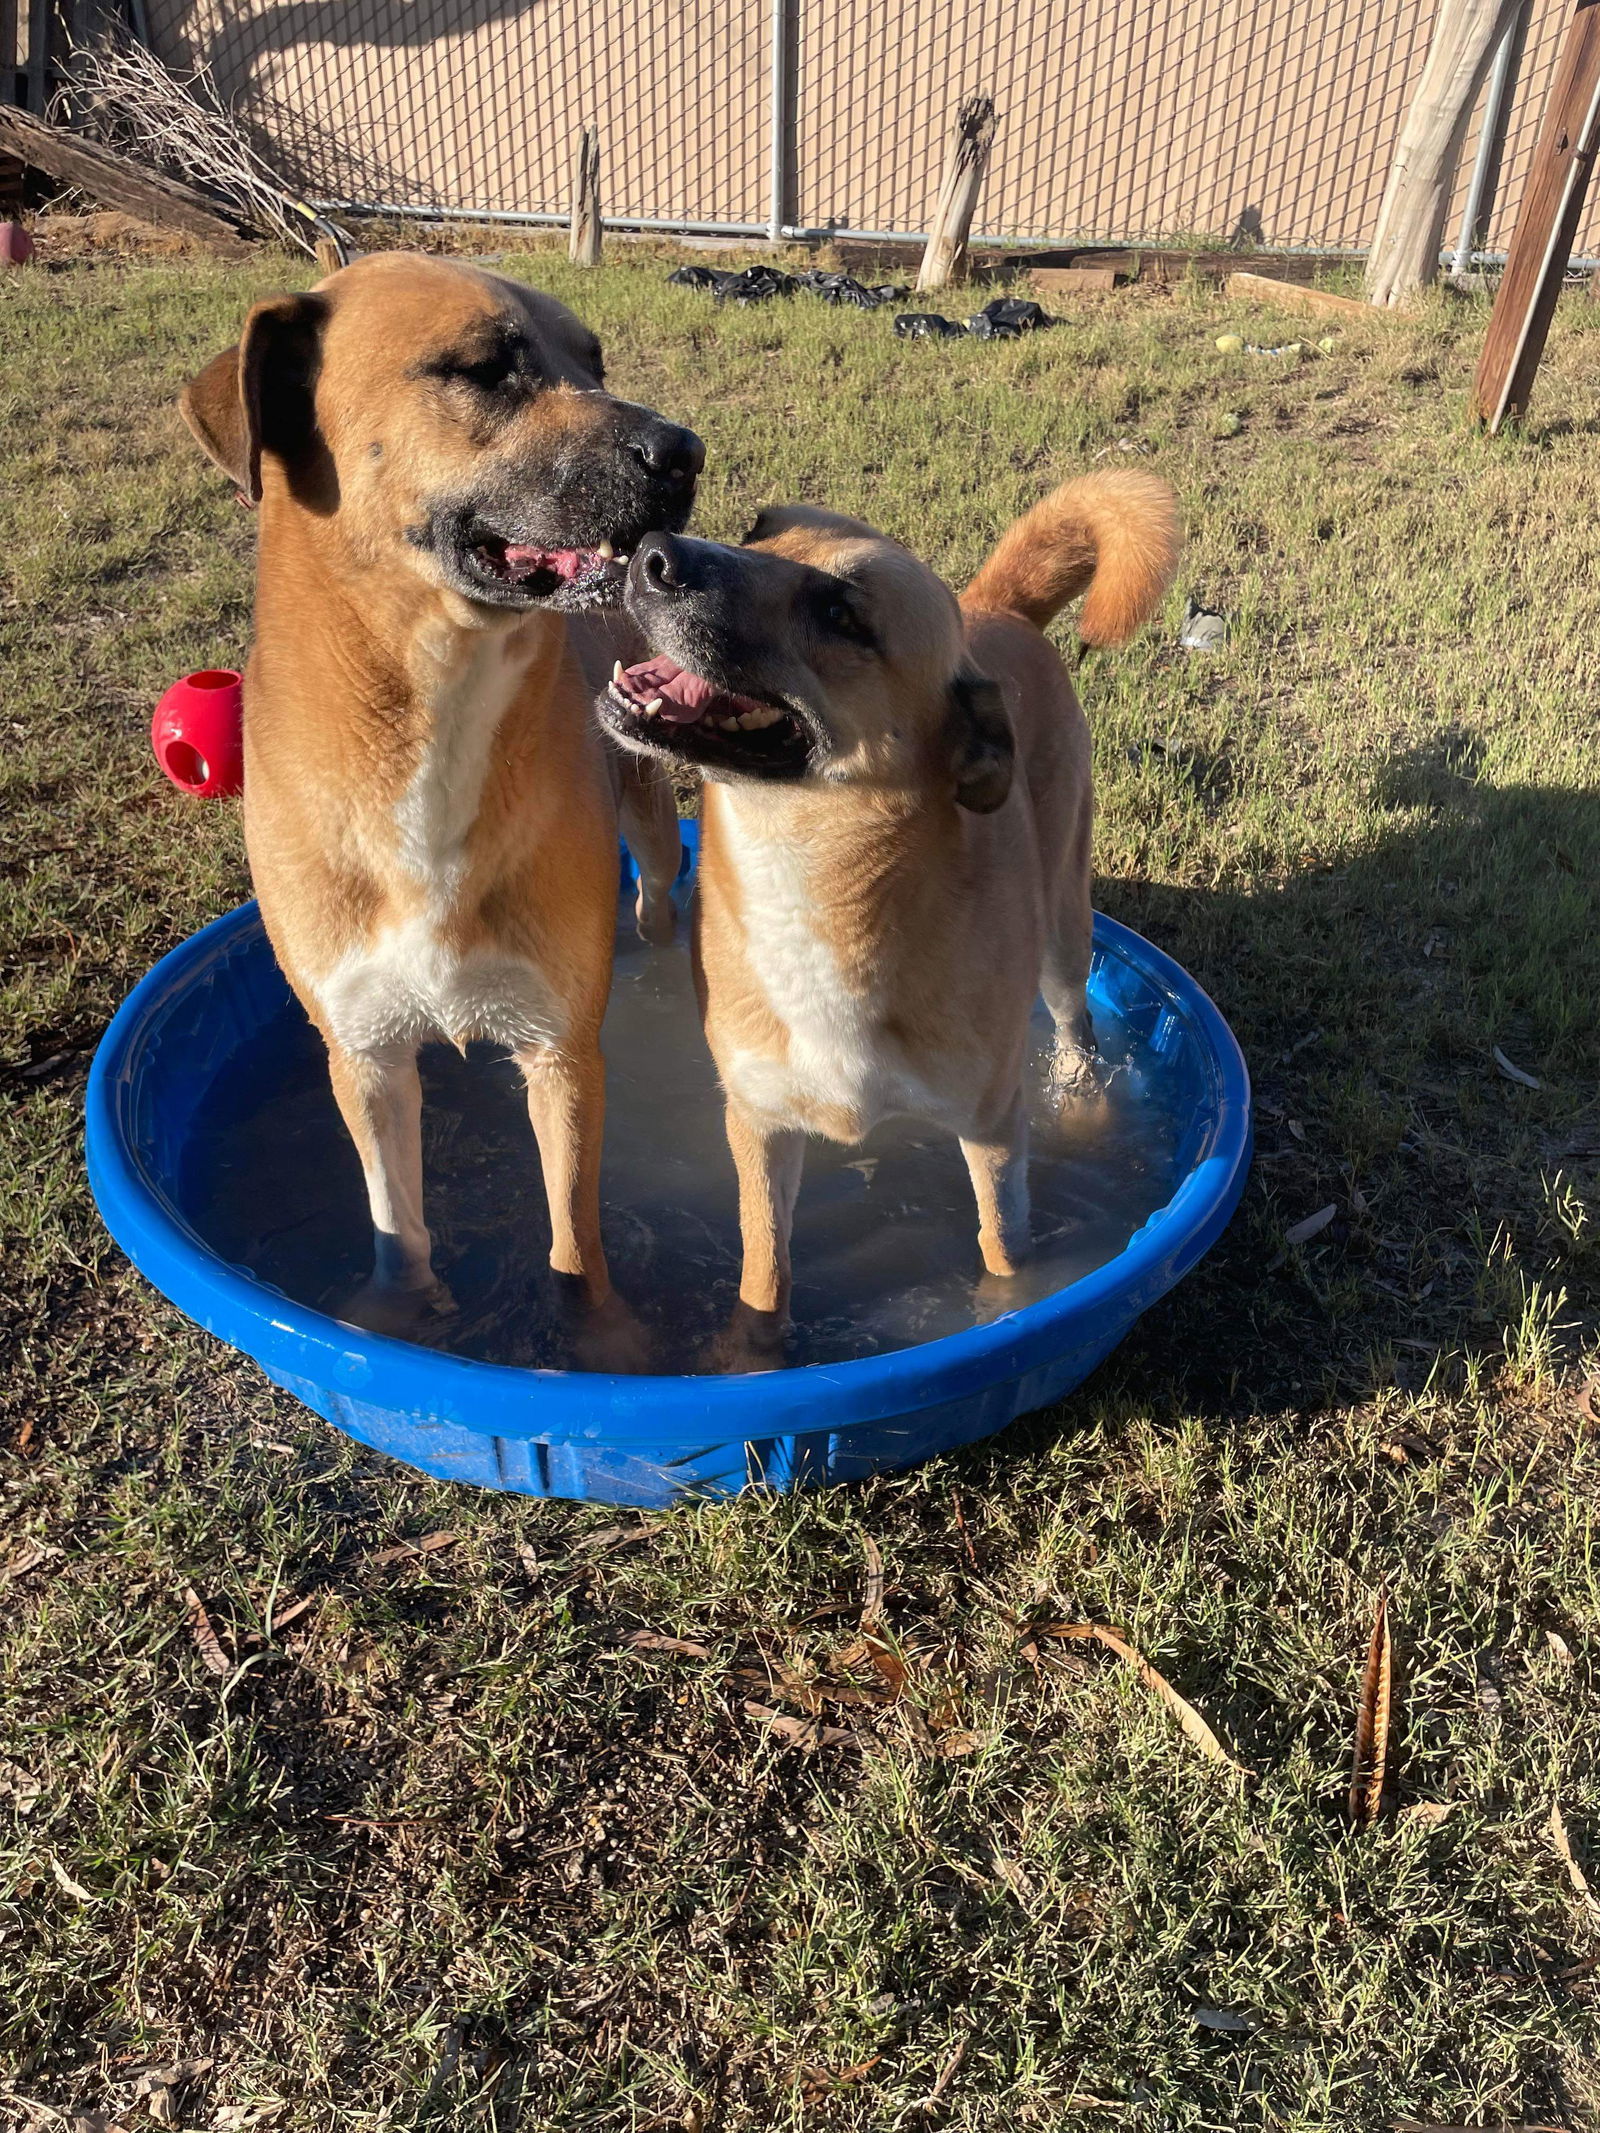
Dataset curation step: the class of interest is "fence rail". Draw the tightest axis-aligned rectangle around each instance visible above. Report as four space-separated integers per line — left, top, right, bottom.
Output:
10 1 1600 263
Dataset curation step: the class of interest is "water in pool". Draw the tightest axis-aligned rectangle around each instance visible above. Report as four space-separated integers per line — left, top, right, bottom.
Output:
186 888 1186 1372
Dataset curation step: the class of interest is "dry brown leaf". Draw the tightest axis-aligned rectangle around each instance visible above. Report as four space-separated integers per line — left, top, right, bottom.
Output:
1348 1591 1393 1824
1028 1622 1246 1773
1 1542 61 1582
742 1699 854 1750
1578 1379 1599 1425
1545 1629 1574 1667
1401 1801 1454 1828
626 1629 713 1660
933 1730 986 1758
863 1630 908 1700
578 1520 661 1554
860 1533 885 1627
0 1756 43 1814
363 1530 458 1568
1548 1800 1600 1929
270 1593 316 1633
49 1854 95 1901
799 2055 881 2101
182 1588 231 1678
1284 1203 1337 1247
1492 1045 1541 1090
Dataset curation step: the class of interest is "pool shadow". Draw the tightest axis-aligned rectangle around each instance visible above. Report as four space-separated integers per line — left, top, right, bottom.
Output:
1027 755 1600 1433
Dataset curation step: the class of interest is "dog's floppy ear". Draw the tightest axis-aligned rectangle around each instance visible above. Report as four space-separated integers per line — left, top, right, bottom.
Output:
946 669 1014 814
179 292 328 505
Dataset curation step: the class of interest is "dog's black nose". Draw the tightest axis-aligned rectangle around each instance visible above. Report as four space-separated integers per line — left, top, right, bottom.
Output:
628 420 705 487
635 531 686 594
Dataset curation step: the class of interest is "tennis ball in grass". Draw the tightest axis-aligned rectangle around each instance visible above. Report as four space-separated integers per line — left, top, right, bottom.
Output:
1317 335 1339 353
1215 333 1244 354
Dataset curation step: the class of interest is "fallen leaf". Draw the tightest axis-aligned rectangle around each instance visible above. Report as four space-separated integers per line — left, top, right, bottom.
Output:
182 1587 231 1677
1193 2007 1254 2032
863 1630 908 1700
1284 1203 1337 1247
1578 1379 1599 1425
743 1699 854 1750
0 1756 43 1813
363 1530 458 1568
1493 1046 1541 1090
1548 1800 1600 1929
1286 1118 1306 1142
1026 1622 1246 1773
800 2055 881 2101
916 2034 967 2109
49 1854 95 1901
933 1730 986 1757
1401 1800 1454 1828
1348 1591 1393 1824
269 1593 316 1632
626 1629 712 1660
576 1520 659 1554
2 1542 61 1582
1545 1629 1574 1667
860 1533 885 1628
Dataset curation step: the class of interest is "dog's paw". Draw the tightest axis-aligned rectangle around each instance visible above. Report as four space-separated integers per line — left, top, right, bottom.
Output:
340 1274 456 1341
559 1285 655 1374
703 1301 789 1375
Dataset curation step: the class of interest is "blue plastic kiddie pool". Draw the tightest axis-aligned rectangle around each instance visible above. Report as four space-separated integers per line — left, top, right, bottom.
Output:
86 834 1250 1505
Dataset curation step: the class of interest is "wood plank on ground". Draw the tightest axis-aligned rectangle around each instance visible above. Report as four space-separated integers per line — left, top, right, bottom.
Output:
1224 272 1383 321
0 105 253 252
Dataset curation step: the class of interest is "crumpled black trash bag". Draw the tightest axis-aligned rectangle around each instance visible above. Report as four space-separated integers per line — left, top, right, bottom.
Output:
976 294 1053 333
894 312 964 339
798 270 908 308
965 311 1023 339
667 262 798 303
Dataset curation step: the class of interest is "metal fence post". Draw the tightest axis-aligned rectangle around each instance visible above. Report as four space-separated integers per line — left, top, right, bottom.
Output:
768 0 791 243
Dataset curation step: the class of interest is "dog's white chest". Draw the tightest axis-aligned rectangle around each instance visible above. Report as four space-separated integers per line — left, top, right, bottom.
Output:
315 921 562 1057
715 811 930 1136
313 625 561 1057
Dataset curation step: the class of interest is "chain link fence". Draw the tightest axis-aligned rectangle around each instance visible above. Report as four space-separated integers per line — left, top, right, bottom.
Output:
118 0 1600 260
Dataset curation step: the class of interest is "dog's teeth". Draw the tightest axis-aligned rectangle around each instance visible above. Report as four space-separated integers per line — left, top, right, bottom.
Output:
751 705 780 729
643 696 665 716
612 660 625 685
597 539 616 560
718 716 742 732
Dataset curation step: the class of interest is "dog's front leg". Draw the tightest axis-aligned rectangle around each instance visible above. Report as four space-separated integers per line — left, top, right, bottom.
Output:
518 1039 610 1303
325 1039 447 1327
960 1087 1031 1279
710 1102 806 1369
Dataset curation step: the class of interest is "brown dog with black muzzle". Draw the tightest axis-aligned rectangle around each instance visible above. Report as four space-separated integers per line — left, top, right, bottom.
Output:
596 472 1180 1360
180 253 699 1348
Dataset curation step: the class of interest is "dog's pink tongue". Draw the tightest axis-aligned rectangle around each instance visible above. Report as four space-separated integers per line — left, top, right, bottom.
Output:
624 656 718 724
502 545 589 582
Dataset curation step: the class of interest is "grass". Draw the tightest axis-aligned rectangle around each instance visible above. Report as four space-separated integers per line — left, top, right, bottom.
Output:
2 238 1599 2132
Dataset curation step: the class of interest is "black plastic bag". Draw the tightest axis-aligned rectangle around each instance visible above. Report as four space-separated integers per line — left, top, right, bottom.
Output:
894 312 964 339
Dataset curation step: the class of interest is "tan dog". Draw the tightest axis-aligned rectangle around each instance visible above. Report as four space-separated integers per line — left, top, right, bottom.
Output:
596 472 1180 1356
180 253 698 1343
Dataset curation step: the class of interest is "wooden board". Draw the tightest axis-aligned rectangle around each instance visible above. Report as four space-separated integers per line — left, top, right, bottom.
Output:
1472 0 1600 428
1028 265 1119 294
1224 272 1382 320
0 106 254 252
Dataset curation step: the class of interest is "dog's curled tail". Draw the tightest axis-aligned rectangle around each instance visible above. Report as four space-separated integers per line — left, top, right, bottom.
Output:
961 469 1182 647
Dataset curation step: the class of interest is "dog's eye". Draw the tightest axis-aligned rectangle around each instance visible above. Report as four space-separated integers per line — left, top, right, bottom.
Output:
444 347 518 392
819 590 875 649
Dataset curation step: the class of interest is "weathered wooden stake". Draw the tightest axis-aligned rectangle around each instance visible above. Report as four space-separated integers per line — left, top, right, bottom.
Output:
1364 0 1523 307
916 95 997 293
1472 0 1600 428
569 125 601 267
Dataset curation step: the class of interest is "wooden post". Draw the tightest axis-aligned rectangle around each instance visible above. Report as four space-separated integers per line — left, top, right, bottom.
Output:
1364 0 1523 307
915 94 997 293
568 125 601 267
1472 0 1600 428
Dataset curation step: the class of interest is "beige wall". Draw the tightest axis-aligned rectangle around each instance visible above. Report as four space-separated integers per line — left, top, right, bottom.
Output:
144 0 1600 257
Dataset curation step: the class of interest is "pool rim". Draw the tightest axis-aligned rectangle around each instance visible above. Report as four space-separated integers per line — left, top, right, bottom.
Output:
86 896 1252 1446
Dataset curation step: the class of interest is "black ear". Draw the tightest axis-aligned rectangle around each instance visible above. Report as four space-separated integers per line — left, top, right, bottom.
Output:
947 669 1014 813
179 292 327 504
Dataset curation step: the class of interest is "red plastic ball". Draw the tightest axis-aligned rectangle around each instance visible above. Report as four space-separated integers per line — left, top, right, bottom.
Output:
0 222 33 267
151 670 245 798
